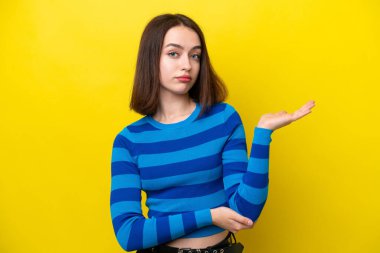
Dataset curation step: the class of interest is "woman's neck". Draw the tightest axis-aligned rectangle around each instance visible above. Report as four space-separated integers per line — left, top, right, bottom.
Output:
153 98 196 123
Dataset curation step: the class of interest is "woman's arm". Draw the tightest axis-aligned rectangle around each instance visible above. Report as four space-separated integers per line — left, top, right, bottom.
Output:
110 133 213 251
222 105 273 222
222 101 315 223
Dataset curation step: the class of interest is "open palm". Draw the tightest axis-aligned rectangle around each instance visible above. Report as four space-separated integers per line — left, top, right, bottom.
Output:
257 100 316 131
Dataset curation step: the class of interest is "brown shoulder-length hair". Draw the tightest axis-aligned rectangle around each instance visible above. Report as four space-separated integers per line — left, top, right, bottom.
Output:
129 13 228 118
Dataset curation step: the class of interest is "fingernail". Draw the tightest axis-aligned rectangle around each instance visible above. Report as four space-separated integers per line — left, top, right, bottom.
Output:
247 220 253 225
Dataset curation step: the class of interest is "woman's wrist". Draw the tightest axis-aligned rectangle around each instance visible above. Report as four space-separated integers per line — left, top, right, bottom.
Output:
256 124 274 131
210 208 218 225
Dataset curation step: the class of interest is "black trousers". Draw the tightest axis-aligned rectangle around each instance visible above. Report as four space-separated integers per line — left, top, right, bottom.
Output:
136 231 243 253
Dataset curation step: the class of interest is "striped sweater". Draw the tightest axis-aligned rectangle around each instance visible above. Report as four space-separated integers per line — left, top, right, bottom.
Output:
110 101 273 251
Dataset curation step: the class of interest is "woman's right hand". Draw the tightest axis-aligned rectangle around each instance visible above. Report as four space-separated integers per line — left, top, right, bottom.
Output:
211 207 254 233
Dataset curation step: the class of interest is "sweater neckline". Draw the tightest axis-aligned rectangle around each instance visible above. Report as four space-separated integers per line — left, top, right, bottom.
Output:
146 101 201 129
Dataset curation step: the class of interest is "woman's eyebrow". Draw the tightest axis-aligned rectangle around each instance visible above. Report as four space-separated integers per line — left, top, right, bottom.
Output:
165 43 202 50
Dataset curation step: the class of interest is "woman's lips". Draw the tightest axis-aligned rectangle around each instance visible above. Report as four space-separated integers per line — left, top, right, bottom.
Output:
176 77 192 82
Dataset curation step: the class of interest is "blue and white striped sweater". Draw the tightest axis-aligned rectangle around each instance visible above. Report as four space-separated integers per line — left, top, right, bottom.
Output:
110 101 273 251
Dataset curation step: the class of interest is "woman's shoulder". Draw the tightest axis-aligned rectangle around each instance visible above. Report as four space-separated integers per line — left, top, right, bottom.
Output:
215 102 244 130
211 101 240 117
113 116 148 139
205 101 238 114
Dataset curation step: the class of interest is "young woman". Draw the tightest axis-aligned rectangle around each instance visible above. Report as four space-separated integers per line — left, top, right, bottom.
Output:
110 13 315 253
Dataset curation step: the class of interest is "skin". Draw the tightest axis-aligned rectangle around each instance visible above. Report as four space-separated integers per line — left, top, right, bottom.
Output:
152 25 201 123
153 25 316 248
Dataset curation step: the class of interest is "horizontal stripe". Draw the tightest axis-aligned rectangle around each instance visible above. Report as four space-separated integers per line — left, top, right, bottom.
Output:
140 154 221 179
127 106 226 142
242 172 268 188
141 166 222 190
247 157 269 174
223 149 248 164
223 173 244 189
253 127 273 144
111 201 141 219
128 122 158 133
111 161 139 176
250 143 270 159
223 161 248 176
138 137 226 168
223 137 247 151
111 174 141 190
238 185 268 205
146 190 227 212
111 147 135 163
147 178 223 199
235 194 267 222
147 202 228 217
111 188 140 204
134 124 227 154
112 133 131 149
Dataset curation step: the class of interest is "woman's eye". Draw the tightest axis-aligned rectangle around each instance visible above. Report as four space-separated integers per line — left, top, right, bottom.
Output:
192 54 201 60
168 52 200 59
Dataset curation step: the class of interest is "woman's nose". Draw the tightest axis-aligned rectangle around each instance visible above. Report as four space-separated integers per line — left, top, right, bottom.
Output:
180 55 192 70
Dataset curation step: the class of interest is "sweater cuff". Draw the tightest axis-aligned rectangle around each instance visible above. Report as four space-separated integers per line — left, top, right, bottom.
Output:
194 209 213 228
253 126 273 145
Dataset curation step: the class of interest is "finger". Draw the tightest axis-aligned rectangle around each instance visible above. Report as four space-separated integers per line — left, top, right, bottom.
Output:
293 101 315 118
274 110 287 115
297 106 311 115
297 100 314 111
300 100 316 111
285 101 315 118
230 221 254 232
291 109 312 121
236 216 253 226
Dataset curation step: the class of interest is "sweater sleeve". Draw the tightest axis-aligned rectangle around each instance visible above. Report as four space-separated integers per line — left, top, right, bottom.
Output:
222 104 273 222
110 132 213 252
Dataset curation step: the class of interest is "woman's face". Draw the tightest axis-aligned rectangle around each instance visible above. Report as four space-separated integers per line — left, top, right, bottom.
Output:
159 25 201 97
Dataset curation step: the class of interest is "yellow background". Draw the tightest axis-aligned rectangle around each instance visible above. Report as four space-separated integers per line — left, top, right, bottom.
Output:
1 0 379 252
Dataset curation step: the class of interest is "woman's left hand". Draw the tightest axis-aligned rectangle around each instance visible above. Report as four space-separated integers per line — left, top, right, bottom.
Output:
257 100 316 131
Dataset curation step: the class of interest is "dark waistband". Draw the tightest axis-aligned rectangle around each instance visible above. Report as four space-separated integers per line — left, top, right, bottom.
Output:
152 232 236 253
